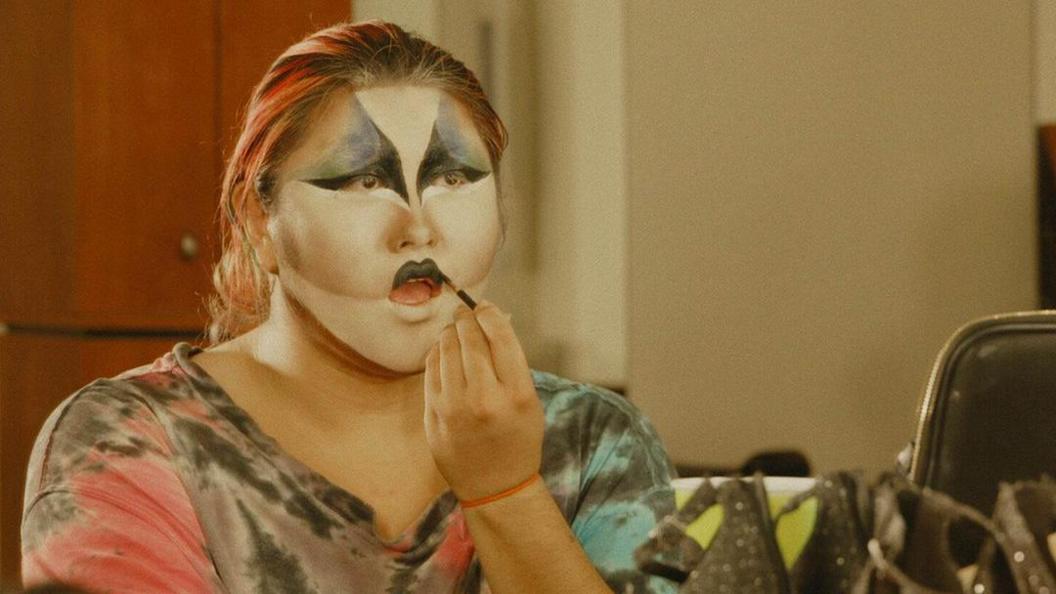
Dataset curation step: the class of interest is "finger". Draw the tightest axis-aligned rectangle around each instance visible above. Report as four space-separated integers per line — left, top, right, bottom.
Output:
424 405 437 435
473 301 532 388
438 324 466 400
424 344 446 415
454 306 498 389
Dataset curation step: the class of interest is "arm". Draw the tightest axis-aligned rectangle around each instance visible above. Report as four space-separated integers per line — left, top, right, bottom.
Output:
461 477 611 593
22 389 221 593
546 380 680 593
424 302 670 593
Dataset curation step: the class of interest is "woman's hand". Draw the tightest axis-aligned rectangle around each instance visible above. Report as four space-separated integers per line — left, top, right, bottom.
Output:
423 301 545 502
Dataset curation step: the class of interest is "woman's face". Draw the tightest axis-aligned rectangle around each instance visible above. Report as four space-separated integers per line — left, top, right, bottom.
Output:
266 85 502 373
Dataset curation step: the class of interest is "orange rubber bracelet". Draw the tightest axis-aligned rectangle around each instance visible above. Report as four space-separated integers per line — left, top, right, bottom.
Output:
459 473 542 509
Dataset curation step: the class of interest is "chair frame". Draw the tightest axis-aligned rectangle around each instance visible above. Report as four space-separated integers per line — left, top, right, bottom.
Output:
909 309 1056 487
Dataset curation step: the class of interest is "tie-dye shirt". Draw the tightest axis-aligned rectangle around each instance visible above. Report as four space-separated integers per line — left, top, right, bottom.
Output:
21 342 678 593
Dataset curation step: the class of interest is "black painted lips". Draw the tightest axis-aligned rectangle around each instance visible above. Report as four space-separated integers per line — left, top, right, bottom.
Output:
392 258 444 290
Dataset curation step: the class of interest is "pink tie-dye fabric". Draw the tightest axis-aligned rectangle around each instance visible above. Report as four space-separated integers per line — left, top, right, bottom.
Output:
22 343 678 593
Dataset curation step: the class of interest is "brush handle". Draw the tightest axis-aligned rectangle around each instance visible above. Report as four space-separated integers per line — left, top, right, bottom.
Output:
440 272 478 310
456 289 477 310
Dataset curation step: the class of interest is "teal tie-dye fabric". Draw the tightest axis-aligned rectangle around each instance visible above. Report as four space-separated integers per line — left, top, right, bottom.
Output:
22 342 678 593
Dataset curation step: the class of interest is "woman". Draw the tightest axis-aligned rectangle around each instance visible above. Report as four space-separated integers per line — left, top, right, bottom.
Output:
21 21 677 593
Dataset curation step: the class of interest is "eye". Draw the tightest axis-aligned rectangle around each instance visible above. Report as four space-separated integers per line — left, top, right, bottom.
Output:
349 173 384 191
437 170 470 189
307 172 388 193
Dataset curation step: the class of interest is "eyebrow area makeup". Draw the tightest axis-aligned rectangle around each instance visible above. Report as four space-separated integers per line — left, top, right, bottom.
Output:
415 97 492 195
304 96 409 200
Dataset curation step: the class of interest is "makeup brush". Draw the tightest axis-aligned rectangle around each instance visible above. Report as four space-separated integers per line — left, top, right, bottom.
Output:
438 272 477 310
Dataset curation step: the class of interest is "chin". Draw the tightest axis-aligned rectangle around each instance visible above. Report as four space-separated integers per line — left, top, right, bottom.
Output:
359 338 434 374
387 356 429 374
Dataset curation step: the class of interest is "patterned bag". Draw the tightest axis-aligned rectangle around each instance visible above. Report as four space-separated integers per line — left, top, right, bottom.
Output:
973 479 1056 594
852 474 994 593
675 477 790 593
779 471 873 592
636 472 871 593
851 475 1056 594
637 473 1056 594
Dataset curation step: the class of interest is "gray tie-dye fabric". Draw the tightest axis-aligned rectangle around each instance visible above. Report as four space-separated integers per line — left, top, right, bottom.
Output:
22 342 679 593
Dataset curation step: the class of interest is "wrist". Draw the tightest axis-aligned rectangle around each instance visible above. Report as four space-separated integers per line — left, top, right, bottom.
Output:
459 473 544 511
459 476 608 593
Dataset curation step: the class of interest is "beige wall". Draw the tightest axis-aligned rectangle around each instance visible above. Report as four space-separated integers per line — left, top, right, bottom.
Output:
353 2 1039 472
625 3 1037 472
531 2 627 386
353 0 440 38
1037 0 1056 123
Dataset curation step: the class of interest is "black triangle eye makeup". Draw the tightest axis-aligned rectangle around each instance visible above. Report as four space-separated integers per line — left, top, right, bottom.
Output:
305 96 408 199
416 97 492 195
302 94 491 204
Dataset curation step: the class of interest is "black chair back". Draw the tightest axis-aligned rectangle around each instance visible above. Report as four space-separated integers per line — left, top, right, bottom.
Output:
910 311 1056 514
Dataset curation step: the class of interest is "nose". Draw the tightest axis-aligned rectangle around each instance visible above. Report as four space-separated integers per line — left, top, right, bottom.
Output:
392 205 437 252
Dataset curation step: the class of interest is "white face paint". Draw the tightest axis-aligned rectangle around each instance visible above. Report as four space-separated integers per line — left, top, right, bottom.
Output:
267 85 502 373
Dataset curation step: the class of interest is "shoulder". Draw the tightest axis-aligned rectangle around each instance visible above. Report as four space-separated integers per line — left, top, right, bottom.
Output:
532 370 664 448
34 342 211 453
24 360 191 502
532 372 678 592
21 370 199 549
36 353 194 445
532 370 642 424
533 370 674 489
20 373 221 592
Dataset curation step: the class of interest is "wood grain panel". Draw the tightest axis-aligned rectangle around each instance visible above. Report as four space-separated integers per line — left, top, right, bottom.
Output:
0 332 197 588
0 1 77 325
2 1 352 331
218 0 351 160
72 2 219 329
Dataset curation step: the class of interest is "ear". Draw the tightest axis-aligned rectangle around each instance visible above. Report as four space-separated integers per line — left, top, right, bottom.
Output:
243 188 279 275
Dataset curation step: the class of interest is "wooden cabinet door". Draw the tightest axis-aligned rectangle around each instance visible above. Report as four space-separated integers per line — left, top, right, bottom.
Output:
0 1 78 329
0 0 349 331
71 2 220 329
0 2 219 330
0 331 199 588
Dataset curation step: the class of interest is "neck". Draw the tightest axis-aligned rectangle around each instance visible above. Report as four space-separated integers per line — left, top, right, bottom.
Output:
240 287 427 429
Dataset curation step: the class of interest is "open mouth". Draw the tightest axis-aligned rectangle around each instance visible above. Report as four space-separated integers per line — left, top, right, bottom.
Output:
390 259 444 306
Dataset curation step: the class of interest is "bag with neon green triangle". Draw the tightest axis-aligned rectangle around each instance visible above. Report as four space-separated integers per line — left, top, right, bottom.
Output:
634 472 1056 593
